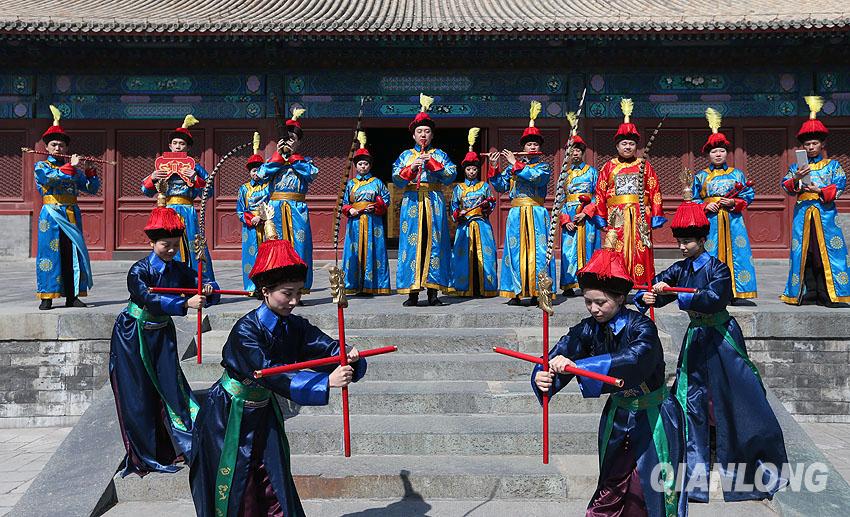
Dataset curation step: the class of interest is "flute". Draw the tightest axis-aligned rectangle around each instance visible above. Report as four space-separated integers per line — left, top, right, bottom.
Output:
22 147 115 165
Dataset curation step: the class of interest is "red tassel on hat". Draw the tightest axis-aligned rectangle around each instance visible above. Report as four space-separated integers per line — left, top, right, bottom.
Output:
249 239 306 279
577 221 634 295
797 96 829 142
144 207 185 233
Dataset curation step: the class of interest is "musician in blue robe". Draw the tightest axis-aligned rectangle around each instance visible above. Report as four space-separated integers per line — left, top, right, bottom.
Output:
341 141 391 295
34 106 99 310
190 238 366 517
237 147 270 293
141 115 216 285
110 205 218 477
392 95 456 306
449 140 499 297
256 109 318 295
693 108 758 303
558 135 600 296
534 227 684 517
635 199 788 503
492 102 555 305
780 96 849 307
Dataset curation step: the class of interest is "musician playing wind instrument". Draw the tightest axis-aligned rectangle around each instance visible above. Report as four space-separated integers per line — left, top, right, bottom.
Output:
592 98 666 287
256 107 319 296
692 108 757 303
448 127 499 297
393 93 457 307
141 114 216 284
492 101 555 306
341 131 391 295
34 105 100 310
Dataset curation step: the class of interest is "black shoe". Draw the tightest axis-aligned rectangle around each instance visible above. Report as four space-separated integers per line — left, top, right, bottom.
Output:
507 297 522 306
65 297 87 308
730 298 755 307
528 296 538 307
562 289 577 297
402 293 419 307
39 299 53 311
427 288 444 306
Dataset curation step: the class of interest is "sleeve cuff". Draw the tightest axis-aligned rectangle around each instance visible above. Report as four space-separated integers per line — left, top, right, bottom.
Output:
289 153 305 163
559 213 571 226
243 213 254 225
85 167 97 178
372 197 387 216
512 162 524 173
592 215 607 229
59 163 77 176
160 295 187 316
425 158 443 172
143 176 156 190
270 151 287 164
782 178 799 193
399 166 415 181
531 363 546 405
651 216 667 229
574 354 612 398
633 291 649 313
352 357 368 382
677 292 695 310
288 371 330 406
732 198 748 213
822 184 838 203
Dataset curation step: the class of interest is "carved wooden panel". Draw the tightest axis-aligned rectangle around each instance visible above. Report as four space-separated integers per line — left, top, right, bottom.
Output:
79 210 104 249
747 208 786 245
214 130 254 200
0 130 26 200
645 128 688 197
215 208 242 248
742 129 786 196
117 208 152 248
300 129 351 196
117 130 159 199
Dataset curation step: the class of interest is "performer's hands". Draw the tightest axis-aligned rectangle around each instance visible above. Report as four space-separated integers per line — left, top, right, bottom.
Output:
186 294 206 309
641 292 657 306
574 212 587 225
329 364 355 388
534 370 554 392
202 284 214 296
804 184 822 194
276 138 289 154
152 169 169 180
488 151 500 163
250 215 261 226
549 355 577 375
651 282 670 294
719 198 735 209
502 149 517 166
411 159 423 172
795 164 811 179
345 345 360 363
565 221 577 232
348 208 360 217
705 202 720 213
70 154 81 167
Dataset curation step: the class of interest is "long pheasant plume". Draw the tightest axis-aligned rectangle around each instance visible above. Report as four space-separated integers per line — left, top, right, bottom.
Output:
620 98 634 123
290 107 306 120
705 107 722 134
252 131 261 155
49 105 62 125
529 101 542 127
566 111 578 134
419 93 434 112
182 114 199 128
356 131 367 149
804 96 825 120
467 127 480 151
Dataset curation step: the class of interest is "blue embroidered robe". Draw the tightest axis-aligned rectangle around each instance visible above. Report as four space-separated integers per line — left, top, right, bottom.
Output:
692 165 758 298
236 178 271 292
492 157 556 298
531 308 684 517
559 162 601 291
341 172 391 294
635 253 788 502
141 164 217 285
256 152 319 291
448 179 499 296
34 156 99 299
110 252 220 477
780 156 849 304
392 145 456 293
190 305 367 517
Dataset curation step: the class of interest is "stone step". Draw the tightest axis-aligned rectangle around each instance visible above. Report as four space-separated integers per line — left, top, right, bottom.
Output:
186 380 607 416
273 413 599 456
112 454 599 503
103 498 778 517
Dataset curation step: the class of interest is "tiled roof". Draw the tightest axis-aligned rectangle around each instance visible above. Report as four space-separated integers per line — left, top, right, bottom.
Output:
1 0 848 37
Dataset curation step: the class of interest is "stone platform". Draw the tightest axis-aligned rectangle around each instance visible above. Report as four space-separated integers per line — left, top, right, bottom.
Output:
2 258 849 516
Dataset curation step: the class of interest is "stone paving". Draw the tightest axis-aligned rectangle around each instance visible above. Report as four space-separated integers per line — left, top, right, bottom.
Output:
0 427 71 516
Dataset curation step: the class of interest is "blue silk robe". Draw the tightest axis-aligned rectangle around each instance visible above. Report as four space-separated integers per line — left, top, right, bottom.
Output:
635 252 788 503
392 145 456 293
449 179 499 297
34 156 99 299
190 305 367 517
492 157 556 298
559 162 601 292
236 178 271 293
110 252 220 477
692 165 758 299
780 156 849 304
341 172 392 294
141 164 217 285
532 308 684 517
256 152 319 292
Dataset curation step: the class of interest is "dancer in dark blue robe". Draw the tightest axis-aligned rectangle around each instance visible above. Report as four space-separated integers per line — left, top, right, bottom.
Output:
110 205 218 477
190 238 366 517
533 227 685 517
635 198 788 503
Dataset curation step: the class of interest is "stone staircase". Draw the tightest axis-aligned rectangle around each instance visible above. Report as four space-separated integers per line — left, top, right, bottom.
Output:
105 310 778 516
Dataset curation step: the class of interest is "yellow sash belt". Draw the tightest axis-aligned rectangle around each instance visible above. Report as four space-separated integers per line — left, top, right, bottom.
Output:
270 192 306 202
166 196 193 205
511 197 543 207
42 194 77 205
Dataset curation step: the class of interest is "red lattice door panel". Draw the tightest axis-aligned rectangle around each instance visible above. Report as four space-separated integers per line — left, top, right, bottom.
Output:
213 129 256 250
741 128 790 251
116 130 161 248
65 130 107 250
0 130 26 201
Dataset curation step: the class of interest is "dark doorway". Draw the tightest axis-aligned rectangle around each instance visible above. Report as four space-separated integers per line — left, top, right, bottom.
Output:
364 127 472 251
